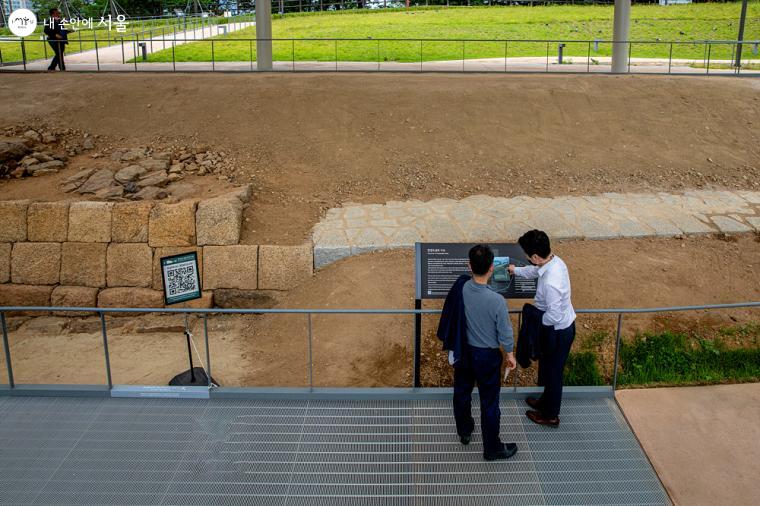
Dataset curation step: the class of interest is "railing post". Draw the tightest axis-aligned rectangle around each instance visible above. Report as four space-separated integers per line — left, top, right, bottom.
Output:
99 312 113 390
612 313 623 390
21 39 26 71
121 38 125 64
307 313 314 390
133 40 138 71
414 299 422 388
668 42 673 74
587 40 591 73
211 40 215 71
203 314 211 387
335 39 338 71
172 38 176 71
43 36 48 59
292 39 295 71
706 43 712 75
735 43 741 75
1 312 15 388
420 39 423 71
504 41 508 72
545 41 549 72
627 41 632 73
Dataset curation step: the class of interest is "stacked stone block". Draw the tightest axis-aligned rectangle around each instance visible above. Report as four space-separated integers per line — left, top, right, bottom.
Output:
0 193 315 312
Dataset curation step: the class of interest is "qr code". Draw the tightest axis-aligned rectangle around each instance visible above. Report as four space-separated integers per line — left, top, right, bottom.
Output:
166 264 197 297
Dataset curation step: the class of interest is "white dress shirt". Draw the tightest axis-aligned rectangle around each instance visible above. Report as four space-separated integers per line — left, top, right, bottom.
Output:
514 255 576 330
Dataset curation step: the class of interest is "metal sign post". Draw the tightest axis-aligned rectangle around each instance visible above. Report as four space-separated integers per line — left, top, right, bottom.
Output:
160 252 210 388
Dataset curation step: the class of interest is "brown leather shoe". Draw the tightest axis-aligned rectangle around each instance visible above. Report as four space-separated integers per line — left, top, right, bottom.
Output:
525 397 541 410
526 410 559 428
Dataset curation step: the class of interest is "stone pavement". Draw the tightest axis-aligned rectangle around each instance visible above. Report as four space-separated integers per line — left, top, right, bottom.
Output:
312 190 760 267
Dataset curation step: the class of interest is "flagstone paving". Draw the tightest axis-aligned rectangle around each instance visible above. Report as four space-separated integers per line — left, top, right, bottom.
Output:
312 190 760 267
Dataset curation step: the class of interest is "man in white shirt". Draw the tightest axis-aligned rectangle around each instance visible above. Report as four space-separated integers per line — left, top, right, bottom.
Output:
509 230 576 427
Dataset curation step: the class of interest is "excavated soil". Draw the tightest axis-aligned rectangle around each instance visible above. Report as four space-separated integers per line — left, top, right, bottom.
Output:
1 73 759 244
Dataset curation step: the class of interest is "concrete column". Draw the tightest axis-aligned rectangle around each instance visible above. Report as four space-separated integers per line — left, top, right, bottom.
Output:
256 0 273 71
611 0 631 74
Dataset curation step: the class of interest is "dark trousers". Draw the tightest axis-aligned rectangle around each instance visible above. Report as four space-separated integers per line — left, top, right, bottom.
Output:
453 346 503 455
48 41 66 71
536 322 576 419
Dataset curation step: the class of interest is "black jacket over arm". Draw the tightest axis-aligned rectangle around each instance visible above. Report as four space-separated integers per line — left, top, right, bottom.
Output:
516 303 546 368
436 275 471 368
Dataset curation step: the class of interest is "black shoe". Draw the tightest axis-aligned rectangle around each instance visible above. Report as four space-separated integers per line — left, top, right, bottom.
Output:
484 443 518 461
459 433 471 445
525 397 541 410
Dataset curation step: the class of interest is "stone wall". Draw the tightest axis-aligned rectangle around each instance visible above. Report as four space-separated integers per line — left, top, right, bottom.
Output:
0 194 314 312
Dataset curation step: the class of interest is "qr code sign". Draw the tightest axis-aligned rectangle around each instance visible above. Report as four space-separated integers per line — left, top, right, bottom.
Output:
165 262 198 297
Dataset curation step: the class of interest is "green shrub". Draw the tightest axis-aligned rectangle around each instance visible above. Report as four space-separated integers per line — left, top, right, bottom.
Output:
564 351 604 386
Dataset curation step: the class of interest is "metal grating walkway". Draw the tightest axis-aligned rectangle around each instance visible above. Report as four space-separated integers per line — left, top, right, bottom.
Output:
0 395 670 505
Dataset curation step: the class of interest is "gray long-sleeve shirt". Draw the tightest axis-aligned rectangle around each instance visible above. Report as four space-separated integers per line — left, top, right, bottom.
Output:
462 279 514 351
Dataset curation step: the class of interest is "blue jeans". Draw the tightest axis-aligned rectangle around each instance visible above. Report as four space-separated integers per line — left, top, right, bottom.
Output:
453 346 503 455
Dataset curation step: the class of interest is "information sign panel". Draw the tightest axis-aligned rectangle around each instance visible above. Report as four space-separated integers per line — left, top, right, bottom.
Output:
415 243 537 299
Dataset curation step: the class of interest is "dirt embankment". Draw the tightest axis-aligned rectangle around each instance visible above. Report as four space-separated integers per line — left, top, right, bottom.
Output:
1 74 759 244
4 234 758 388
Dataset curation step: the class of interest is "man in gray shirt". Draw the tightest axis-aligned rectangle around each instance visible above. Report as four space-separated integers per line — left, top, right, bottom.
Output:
453 244 518 461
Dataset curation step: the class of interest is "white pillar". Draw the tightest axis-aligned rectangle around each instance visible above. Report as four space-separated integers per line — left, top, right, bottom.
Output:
611 0 631 74
256 0 273 71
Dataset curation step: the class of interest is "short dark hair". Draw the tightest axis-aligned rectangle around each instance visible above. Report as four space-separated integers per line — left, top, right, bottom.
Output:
469 244 494 276
49 8 59 15
518 230 551 259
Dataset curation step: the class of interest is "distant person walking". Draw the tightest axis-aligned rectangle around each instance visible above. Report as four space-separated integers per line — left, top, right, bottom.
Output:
509 230 576 427
44 8 68 71
438 244 518 461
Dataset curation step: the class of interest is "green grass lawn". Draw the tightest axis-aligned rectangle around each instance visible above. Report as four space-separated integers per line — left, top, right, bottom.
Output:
0 15 249 64
563 322 760 388
617 329 760 387
137 3 759 63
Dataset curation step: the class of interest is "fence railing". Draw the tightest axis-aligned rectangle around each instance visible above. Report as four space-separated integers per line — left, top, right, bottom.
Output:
1 301 758 393
1 36 758 74
0 14 257 68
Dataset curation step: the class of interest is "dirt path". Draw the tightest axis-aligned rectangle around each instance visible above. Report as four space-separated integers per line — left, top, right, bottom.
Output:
1 74 758 244
3 234 758 388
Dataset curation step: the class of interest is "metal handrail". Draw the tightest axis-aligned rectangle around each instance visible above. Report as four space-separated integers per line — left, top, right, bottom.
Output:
2 301 760 314
5 36 759 44
1 301 758 393
5 36 757 75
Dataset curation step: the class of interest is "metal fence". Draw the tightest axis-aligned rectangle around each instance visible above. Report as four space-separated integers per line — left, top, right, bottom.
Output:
0 14 255 67
1 301 758 393
1 36 758 74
